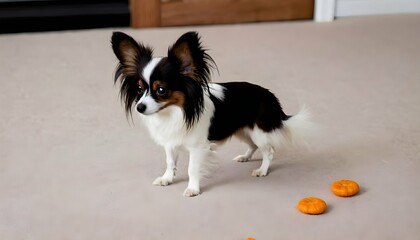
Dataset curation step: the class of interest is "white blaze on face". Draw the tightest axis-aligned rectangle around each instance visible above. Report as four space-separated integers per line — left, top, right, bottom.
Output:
142 58 162 84
137 57 163 115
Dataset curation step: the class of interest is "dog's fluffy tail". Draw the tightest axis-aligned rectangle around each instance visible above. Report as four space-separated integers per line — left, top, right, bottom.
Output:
280 106 317 149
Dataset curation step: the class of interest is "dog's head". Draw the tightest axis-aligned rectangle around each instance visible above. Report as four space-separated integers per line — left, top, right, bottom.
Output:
111 31 216 128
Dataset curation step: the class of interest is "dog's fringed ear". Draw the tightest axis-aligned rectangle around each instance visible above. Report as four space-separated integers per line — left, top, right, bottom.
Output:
169 34 196 78
111 32 153 117
111 32 153 78
168 32 216 86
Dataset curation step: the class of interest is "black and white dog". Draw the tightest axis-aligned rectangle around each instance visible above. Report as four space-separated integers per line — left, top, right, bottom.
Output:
111 31 312 196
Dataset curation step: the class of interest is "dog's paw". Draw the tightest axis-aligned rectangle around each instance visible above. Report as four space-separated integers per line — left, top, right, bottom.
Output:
183 188 200 197
252 169 267 177
152 177 172 186
233 155 250 162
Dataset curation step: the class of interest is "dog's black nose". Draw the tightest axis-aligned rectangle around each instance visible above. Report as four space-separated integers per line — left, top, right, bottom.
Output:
136 103 146 113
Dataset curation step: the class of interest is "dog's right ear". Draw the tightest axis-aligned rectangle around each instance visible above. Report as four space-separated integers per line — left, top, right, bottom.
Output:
111 32 153 77
111 32 153 117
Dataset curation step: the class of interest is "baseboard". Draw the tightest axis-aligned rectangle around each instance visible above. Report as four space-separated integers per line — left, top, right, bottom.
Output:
336 0 420 17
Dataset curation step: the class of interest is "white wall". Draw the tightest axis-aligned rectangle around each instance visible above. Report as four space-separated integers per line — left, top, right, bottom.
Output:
315 0 336 21
336 0 420 17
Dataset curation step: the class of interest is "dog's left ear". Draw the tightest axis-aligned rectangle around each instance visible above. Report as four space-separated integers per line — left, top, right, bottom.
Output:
168 32 215 85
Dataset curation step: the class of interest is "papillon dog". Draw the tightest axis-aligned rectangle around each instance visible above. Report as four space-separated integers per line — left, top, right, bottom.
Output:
111 31 313 197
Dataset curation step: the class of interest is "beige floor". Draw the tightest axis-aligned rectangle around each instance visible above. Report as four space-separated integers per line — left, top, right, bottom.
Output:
1 14 420 240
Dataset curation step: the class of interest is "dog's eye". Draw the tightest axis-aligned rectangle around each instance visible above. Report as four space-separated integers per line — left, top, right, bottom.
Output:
156 86 167 97
137 86 144 95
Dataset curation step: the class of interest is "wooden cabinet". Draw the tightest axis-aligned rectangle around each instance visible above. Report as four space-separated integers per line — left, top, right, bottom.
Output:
130 0 314 28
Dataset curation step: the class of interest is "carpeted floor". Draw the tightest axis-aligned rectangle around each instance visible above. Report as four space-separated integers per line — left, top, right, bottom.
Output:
1 14 420 240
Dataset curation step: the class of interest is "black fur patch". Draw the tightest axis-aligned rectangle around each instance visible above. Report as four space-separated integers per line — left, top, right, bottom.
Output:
208 82 290 141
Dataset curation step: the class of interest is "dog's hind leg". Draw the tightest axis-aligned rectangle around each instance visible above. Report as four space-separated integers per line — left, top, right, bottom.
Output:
233 143 258 162
233 130 258 162
252 146 274 177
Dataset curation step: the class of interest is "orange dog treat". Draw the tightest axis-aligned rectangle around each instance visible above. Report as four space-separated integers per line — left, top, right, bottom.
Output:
331 180 359 197
297 197 327 215
245 238 256 240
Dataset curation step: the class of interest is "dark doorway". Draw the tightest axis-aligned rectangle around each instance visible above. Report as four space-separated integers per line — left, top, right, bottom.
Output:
0 0 130 34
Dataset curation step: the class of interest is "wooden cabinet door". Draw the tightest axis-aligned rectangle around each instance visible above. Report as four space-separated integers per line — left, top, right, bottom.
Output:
131 0 314 28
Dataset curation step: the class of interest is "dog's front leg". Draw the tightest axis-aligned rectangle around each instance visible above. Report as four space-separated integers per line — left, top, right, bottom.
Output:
183 148 206 197
152 146 178 186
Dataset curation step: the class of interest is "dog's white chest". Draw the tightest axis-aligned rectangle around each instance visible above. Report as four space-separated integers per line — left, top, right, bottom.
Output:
140 106 187 146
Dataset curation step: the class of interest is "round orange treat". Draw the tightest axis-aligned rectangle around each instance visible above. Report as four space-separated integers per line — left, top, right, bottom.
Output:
331 179 359 197
297 197 327 215
245 238 256 240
